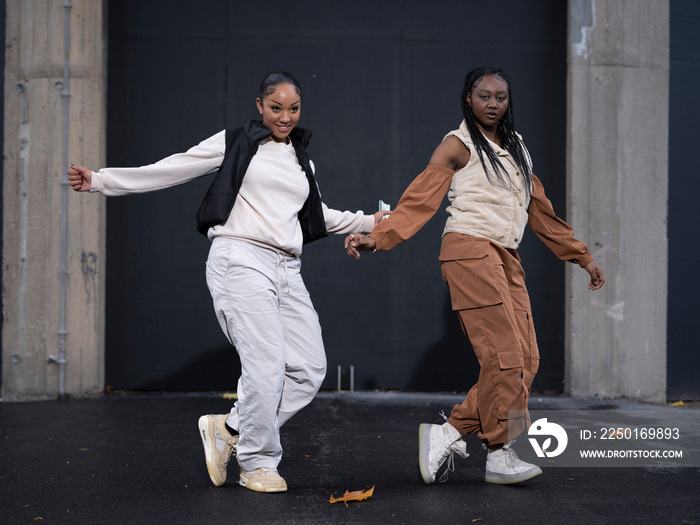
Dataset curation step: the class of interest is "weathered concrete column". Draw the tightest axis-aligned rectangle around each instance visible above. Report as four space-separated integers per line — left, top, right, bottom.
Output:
2 0 106 401
566 0 669 403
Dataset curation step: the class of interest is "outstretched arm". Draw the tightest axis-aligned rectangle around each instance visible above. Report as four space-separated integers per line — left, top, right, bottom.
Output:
67 130 226 196
344 136 469 258
528 174 604 291
322 205 391 237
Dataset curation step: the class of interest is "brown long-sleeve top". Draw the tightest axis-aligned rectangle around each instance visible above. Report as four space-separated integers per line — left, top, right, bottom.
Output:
369 163 593 268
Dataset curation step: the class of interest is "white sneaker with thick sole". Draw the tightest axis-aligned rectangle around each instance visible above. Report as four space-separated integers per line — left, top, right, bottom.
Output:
485 441 542 484
198 414 239 487
418 422 468 484
239 467 288 493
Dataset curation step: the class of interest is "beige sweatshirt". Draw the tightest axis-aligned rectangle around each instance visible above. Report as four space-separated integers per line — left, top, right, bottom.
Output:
90 131 375 257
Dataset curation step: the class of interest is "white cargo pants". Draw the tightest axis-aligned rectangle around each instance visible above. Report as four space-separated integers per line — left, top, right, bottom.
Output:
205 237 327 472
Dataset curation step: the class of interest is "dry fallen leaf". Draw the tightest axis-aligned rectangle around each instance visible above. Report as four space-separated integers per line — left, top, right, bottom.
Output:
329 486 375 506
669 400 684 408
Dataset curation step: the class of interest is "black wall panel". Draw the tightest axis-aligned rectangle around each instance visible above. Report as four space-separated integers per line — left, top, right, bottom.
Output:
105 0 568 392
667 0 700 399
0 0 5 392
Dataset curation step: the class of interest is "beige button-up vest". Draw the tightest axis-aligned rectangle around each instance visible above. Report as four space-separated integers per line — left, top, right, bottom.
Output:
443 121 532 249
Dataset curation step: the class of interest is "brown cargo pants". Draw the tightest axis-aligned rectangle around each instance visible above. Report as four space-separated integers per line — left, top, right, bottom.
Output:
439 233 540 448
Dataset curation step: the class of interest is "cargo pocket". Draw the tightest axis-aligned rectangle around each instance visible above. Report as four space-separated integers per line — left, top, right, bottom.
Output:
497 348 523 370
439 235 504 310
514 308 540 376
495 348 526 425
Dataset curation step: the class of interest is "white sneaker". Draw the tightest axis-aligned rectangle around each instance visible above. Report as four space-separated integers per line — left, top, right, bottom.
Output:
239 467 288 493
418 422 468 484
198 414 239 486
485 441 542 484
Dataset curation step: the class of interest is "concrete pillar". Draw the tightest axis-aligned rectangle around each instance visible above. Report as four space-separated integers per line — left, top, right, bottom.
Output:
566 0 669 403
2 0 106 400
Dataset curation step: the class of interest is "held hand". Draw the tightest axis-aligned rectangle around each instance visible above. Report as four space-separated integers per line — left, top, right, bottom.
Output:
344 233 376 259
372 209 392 226
584 261 605 291
67 164 93 192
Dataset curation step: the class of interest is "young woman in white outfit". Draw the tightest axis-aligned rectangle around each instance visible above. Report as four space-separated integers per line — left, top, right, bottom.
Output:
68 72 388 493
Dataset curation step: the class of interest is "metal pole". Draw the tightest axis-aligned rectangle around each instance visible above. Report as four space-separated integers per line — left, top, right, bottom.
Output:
49 0 72 397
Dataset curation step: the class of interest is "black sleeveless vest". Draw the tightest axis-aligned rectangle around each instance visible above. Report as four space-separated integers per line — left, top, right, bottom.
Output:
195 120 328 245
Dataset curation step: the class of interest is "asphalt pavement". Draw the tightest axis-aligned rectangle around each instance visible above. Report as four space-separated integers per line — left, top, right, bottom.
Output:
1 391 698 524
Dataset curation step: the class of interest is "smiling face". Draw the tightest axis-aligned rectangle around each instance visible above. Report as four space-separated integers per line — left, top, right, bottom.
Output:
466 74 509 134
256 83 301 143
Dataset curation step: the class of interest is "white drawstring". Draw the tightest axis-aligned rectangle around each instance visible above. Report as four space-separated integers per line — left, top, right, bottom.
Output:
275 252 289 296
